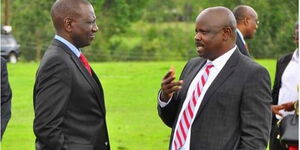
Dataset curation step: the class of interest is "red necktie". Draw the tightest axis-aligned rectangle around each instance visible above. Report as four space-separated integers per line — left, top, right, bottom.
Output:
79 53 92 75
173 63 214 150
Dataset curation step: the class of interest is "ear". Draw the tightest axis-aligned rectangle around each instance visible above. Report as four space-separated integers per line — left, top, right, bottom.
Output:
244 17 250 26
63 17 73 33
222 27 232 41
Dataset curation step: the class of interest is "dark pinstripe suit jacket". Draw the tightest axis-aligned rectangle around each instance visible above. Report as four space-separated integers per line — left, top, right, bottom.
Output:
158 49 272 150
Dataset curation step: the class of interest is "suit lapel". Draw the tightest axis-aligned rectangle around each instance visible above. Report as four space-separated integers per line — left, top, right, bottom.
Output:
177 59 207 111
236 33 250 56
70 55 106 113
195 49 240 118
91 68 106 113
182 60 207 97
53 39 105 113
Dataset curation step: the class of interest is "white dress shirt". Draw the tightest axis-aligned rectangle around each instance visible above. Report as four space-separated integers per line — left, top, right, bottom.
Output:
159 46 237 150
276 49 300 119
236 29 246 45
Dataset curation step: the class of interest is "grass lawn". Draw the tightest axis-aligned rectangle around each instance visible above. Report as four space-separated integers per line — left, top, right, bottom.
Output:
1 59 275 150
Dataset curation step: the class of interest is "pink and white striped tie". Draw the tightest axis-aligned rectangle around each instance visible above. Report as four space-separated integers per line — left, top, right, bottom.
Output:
173 63 213 150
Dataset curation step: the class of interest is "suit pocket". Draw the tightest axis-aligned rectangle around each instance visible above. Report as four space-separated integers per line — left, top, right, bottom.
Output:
68 143 94 150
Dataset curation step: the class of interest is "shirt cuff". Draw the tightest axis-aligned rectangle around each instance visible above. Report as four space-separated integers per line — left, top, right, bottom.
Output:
158 91 172 108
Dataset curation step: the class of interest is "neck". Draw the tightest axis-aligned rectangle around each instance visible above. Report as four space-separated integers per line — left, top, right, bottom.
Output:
237 25 246 38
56 32 78 48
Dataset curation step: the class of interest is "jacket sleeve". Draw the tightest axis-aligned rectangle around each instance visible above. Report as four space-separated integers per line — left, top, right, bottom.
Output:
157 60 190 128
1 58 12 138
33 57 71 150
238 66 272 150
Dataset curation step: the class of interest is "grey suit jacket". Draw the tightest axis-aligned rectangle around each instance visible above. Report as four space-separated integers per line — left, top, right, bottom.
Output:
33 39 110 150
158 49 272 150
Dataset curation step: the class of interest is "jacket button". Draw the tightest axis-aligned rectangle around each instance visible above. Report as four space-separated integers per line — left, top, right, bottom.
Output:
105 142 108 146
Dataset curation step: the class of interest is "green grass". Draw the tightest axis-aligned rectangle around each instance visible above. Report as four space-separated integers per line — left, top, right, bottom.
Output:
1 60 275 150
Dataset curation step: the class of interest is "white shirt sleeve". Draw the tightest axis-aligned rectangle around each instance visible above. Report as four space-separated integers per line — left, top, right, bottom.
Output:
158 91 173 107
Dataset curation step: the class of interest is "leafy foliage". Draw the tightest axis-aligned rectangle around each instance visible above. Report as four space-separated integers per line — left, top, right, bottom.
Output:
3 0 298 61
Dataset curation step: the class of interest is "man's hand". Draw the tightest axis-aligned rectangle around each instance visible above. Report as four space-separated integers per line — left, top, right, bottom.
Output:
271 105 284 117
281 101 295 111
160 66 183 102
271 101 296 116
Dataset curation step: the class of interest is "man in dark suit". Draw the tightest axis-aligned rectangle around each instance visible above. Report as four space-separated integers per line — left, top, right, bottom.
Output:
233 5 259 57
269 23 299 150
33 0 110 149
157 6 272 150
1 57 12 139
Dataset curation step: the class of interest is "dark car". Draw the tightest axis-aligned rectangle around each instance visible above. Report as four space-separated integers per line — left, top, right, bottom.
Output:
1 25 20 63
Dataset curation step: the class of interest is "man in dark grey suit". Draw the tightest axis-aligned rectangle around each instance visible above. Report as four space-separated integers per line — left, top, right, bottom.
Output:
33 0 110 149
157 6 271 150
1 57 12 140
233 5 259 57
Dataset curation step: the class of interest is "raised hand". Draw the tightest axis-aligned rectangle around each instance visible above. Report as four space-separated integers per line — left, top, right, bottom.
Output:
160 66 183 102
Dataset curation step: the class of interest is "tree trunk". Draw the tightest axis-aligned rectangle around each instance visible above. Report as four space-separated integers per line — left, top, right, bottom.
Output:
35 31 41 61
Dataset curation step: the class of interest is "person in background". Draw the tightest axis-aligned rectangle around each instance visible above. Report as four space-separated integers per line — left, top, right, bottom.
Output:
157 6 272 150
270 23 299 150
33 0 110 149
233 5 259 57
1 57 12 140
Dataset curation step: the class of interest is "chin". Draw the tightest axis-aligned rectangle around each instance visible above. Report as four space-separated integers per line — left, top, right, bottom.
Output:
197 52 205 58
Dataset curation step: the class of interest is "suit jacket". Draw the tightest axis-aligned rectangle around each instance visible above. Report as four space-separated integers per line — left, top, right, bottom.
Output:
33 39 110 150
1 57 12 139
236 32 250 57
158 49 272 150
271 53 293 105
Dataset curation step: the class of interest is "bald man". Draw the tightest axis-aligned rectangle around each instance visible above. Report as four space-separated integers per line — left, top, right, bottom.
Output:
157 6 271 150
33 0 110 149
233 5 259 57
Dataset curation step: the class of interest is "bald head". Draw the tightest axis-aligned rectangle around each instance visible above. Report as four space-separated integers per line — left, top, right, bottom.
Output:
51 0 91 32
194 6 237 60
196 6 237 37
233 5 257 24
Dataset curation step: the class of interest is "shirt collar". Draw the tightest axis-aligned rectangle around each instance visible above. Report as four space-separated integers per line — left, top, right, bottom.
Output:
236 29 246 45
54 35 81 57
292 48 299 63
208 45 237 71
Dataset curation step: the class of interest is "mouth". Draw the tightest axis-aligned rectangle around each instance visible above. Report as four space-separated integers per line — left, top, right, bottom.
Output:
195 43 204 51
90 34 95 39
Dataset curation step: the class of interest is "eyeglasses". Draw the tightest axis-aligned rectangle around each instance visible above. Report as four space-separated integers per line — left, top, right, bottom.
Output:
254 19 260 25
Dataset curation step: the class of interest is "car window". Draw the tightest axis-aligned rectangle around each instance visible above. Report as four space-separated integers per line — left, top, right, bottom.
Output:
1 36 8 45
1 34 17 46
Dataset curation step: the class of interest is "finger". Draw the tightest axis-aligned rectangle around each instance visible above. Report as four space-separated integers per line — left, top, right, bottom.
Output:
163 80 183 89
277 105 285 110
169 85 182 93
163 71 173 79
277 112 283 117
162 76 176 85
170 66 175 76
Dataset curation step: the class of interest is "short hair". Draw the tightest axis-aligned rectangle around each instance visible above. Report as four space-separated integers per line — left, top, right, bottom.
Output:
233 5 255 24
51 0 91 31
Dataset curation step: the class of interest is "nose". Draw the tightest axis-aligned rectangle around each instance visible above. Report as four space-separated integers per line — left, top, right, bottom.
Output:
92 24 99 32
194 32 201 41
